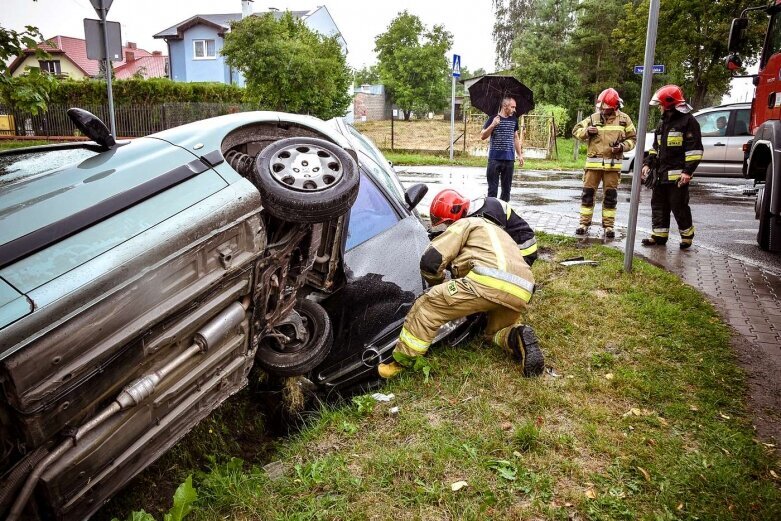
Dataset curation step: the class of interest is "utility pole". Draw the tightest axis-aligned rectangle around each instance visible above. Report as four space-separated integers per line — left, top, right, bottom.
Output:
450 54 461 161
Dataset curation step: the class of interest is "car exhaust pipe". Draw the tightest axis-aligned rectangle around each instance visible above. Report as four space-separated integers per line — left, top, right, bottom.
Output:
7 301 247 521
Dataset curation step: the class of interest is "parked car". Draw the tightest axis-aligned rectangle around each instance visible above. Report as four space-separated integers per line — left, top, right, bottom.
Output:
0 109 466 520
620 102 752 177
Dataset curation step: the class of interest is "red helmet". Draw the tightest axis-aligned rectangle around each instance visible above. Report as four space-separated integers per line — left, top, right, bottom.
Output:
430 189 470 226
650 84 692 113
596 88 623 109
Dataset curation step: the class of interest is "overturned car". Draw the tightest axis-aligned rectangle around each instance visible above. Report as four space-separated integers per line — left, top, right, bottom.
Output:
0 110 464 520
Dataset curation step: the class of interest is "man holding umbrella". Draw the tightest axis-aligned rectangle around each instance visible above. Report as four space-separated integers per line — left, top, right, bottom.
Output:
480 97 524 202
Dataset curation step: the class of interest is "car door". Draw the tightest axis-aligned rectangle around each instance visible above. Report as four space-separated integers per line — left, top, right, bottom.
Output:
314 169 430 391
724 107 753 176
694 109 731 175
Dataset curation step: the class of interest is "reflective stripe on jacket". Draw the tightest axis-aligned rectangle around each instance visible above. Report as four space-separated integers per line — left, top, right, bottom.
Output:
644 110 703 183
420 217 535 311
572 110 637 171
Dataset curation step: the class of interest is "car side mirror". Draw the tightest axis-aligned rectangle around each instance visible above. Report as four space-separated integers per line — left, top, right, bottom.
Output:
405 183 428 211
728 17 748 53
67 107 116 150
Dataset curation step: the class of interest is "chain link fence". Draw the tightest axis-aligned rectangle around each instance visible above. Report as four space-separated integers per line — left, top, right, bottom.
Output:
354 107 557 158
0 102 256 138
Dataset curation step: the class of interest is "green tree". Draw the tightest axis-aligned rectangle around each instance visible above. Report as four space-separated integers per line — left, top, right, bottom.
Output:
492 0 536 67
615 0 763 110
510 0 582 111
353 64 379 86
0 23 58 114
222 12 351 119
375 10 453 120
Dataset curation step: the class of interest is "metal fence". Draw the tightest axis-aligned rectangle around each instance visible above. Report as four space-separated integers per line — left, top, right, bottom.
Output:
0 102 256 138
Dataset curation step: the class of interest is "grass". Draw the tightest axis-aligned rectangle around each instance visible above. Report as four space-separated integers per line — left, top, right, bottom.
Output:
105 234 781 521
0 139 50 151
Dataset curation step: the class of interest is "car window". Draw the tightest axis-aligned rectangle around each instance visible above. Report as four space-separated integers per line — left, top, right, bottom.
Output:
762 11 781 68
733 109 751 136
345 124 406 203
696 110 732 137
0 148 98 188
345 171 400 250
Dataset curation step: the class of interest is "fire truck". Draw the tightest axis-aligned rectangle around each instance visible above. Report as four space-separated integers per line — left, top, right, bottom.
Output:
728 1 781 252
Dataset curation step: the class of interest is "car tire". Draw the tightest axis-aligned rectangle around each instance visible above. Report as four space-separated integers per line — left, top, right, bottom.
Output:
255 137 359 223
256 299 333 377
757 164 781 251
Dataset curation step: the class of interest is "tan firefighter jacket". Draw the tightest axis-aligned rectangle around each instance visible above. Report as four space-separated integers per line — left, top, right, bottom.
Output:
420 217 535 312
572 110 637 171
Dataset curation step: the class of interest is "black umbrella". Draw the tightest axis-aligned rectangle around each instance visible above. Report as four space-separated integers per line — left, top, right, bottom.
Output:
468 75 534 117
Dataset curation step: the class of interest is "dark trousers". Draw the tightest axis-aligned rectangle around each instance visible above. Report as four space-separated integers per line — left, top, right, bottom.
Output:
487 159 514 202
650 183 694 240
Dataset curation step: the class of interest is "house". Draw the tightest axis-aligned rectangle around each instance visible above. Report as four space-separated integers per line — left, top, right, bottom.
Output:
153 0 346 86
353 84 393 122
8 36 168 80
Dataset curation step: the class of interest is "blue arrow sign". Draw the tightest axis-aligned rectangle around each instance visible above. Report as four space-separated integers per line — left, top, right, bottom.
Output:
452 54 461 77
634 64 665 74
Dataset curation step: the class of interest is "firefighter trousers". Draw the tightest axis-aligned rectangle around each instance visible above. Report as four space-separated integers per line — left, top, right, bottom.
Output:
393 277 523 362
650 183 694 245
580 169 620 228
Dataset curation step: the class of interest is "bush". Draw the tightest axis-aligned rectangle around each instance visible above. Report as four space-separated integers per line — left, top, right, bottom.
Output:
47 78 246 106
529 103 570 136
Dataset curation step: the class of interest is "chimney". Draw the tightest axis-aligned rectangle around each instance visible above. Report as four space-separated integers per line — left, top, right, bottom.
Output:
241 0 254 18
152 50 162 56
127 41 137 49
125 50 136 62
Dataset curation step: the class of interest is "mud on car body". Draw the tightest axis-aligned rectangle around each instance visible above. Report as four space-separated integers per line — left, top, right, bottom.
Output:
0 109 454 520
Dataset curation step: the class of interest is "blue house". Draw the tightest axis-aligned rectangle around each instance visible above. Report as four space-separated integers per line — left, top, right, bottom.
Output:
153 0 346 86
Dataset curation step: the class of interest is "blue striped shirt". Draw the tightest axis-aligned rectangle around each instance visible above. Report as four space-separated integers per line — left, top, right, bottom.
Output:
484 116 519 160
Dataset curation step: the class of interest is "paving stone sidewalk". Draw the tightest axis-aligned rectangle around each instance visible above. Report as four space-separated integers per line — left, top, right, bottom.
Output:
524 209 781 366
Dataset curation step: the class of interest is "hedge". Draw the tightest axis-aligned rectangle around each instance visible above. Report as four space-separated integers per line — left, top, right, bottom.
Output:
46 78 247 106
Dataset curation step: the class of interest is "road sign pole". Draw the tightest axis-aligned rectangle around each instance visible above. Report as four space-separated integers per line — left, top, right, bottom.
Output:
573 109 582 161
450 75 456 161
625 0 661 272
97 1 117 136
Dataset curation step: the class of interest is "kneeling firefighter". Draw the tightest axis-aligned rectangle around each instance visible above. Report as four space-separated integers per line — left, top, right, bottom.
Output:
377 192 544 379
572 88 637 238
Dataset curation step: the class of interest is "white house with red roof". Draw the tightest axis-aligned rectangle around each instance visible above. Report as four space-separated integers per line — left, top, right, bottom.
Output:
153 0 345 86
8 35 168 80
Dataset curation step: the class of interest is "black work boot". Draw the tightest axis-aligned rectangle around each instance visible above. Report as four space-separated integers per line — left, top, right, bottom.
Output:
509 325 545 377
575 225 587 235
604 227 615 239
641 236 667 246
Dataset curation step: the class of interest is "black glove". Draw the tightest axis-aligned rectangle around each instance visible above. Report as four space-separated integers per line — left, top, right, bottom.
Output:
643 168 658 189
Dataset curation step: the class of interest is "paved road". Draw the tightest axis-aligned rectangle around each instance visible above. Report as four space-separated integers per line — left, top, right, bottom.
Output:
395 166 781 276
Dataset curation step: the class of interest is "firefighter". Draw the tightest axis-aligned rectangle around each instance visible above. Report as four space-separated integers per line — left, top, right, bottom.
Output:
572 88 637 238
429 189 538 266
377 193 544 379
641 84 702 249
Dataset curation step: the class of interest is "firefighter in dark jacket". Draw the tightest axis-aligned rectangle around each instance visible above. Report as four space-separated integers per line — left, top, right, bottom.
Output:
376 190 544 380
428 189 538 266
641 84 703 249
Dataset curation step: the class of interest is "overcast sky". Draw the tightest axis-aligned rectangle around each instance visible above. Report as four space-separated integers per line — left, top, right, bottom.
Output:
3 0 499 72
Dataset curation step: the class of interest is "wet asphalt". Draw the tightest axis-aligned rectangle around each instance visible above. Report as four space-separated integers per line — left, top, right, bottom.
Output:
395 166 781 276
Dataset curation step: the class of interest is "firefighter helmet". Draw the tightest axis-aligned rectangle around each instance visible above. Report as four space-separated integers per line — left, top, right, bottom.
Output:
596 88 623 109
430 189 470 226
650 84 692 113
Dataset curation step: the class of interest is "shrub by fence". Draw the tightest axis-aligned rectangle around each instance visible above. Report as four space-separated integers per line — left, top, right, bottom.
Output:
0 102 256 138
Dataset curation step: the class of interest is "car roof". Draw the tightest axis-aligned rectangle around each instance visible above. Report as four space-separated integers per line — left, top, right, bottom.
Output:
696 103 751 113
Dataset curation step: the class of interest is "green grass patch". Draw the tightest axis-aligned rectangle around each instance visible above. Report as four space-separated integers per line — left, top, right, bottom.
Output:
0 139 51 151
109 235 781 520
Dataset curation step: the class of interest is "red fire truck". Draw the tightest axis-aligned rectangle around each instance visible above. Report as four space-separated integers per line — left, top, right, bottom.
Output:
728 1 781 251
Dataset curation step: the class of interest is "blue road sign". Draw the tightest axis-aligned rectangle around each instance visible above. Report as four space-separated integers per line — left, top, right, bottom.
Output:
634 64 665 74
452 54 461 77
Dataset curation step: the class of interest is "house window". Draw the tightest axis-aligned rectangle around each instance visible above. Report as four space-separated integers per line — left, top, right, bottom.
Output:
193 39 216 59
38 60 61 74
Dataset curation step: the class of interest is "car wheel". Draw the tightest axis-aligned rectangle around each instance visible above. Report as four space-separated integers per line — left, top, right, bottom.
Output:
256 299 333 376
255 137 359 223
